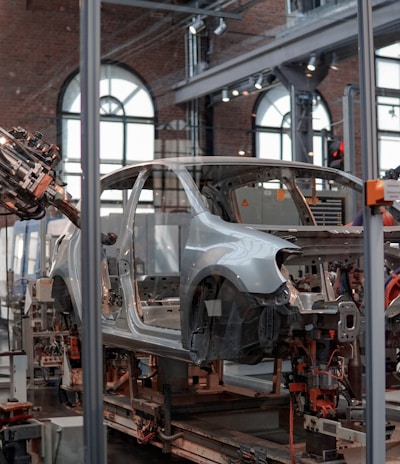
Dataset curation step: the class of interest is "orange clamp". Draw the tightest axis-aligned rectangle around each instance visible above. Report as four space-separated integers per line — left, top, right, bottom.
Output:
365 179 393 206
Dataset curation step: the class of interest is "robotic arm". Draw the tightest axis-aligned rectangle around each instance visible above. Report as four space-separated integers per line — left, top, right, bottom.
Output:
0 126 80 228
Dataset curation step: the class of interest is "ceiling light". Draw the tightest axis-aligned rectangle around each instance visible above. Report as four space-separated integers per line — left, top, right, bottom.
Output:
189 16 205 35
222 88 230 102
330 53 339 71
254 73 263 90
232 89 240 97
214 17 227 36
307 53 317 72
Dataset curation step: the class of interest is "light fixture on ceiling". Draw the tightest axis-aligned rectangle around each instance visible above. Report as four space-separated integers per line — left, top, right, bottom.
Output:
189 16 205 35
222 88 230 102
231 88 240 97
214 17 227 36
254 73 263 90
307 53 317 72
241 76 254 95
330 53 339 71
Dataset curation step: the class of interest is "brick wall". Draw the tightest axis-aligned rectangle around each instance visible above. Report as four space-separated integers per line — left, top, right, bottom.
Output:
0 0 365 215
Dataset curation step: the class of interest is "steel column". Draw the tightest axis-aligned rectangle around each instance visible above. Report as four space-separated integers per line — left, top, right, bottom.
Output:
357 1 386 463
80 1 106 463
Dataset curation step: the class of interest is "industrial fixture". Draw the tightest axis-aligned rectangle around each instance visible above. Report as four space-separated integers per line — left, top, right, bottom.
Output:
222 88 230 102
217 72 277 104
330 52 339 71
189 16 205 35
214 17 227 36
254 73 263 90
307 53 317 72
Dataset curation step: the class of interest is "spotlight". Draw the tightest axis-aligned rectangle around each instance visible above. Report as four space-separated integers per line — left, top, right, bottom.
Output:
222 88 230 102
307 53 317 72
232 89 240 97
254 73 263 90
189 16 205 35
330 53 339 71
214 17 227 36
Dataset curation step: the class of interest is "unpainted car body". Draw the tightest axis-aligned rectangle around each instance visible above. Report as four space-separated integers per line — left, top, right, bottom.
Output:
49 156 400 368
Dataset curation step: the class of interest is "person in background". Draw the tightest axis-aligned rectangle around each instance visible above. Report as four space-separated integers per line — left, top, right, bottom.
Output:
350 207 397 226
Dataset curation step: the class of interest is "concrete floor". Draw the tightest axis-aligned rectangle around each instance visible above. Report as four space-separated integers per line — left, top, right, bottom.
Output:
2 325 400 463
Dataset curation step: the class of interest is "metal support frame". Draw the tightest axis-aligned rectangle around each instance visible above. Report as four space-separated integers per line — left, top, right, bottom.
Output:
80 1 106 464
357 2 386 464
274 63 330 163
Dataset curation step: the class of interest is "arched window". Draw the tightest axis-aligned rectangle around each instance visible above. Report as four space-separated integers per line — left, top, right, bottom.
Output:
255 84 331 166
59 62 155 200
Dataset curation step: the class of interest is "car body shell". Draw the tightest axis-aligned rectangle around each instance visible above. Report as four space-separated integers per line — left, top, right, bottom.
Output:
49 156 400 364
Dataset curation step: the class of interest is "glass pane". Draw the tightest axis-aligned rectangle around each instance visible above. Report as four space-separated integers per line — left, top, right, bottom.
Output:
376 42 400 58
63 173 81 201
256 86 290 126
100 121 124 161
257 132 282 159
312 99 330 131
376 58 400 89
311 135 323 166
62 119 81 160
27 231 39 275
121 86 154 117
378 135 400 177
62 75 80 112
377 97 400 132
127 124 155 161
63 162 82 174
13 233 24 276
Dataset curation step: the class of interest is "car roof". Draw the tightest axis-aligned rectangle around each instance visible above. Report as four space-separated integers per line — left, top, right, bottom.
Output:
100 156 362 188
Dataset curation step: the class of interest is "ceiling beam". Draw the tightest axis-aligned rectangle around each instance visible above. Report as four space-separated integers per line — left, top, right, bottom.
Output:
174 1 400 103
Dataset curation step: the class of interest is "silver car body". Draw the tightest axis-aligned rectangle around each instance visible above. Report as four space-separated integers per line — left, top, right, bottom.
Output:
49 156 400 365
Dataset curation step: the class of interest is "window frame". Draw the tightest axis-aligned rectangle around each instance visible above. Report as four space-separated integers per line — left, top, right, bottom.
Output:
57 62 156 201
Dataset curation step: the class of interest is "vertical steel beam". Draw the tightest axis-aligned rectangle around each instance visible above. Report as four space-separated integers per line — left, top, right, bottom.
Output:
80 1 106 463
357 2 386 463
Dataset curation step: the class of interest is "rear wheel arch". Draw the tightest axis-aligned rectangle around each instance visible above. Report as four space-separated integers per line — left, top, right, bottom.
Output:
186 274 264 365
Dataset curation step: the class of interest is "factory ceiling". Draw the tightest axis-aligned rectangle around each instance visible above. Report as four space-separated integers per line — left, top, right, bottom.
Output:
172 0 400 103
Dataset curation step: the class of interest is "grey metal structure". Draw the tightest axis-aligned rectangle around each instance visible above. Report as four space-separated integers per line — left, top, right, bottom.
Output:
357 1 386 463
80 1 105 464
174 0 400 103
